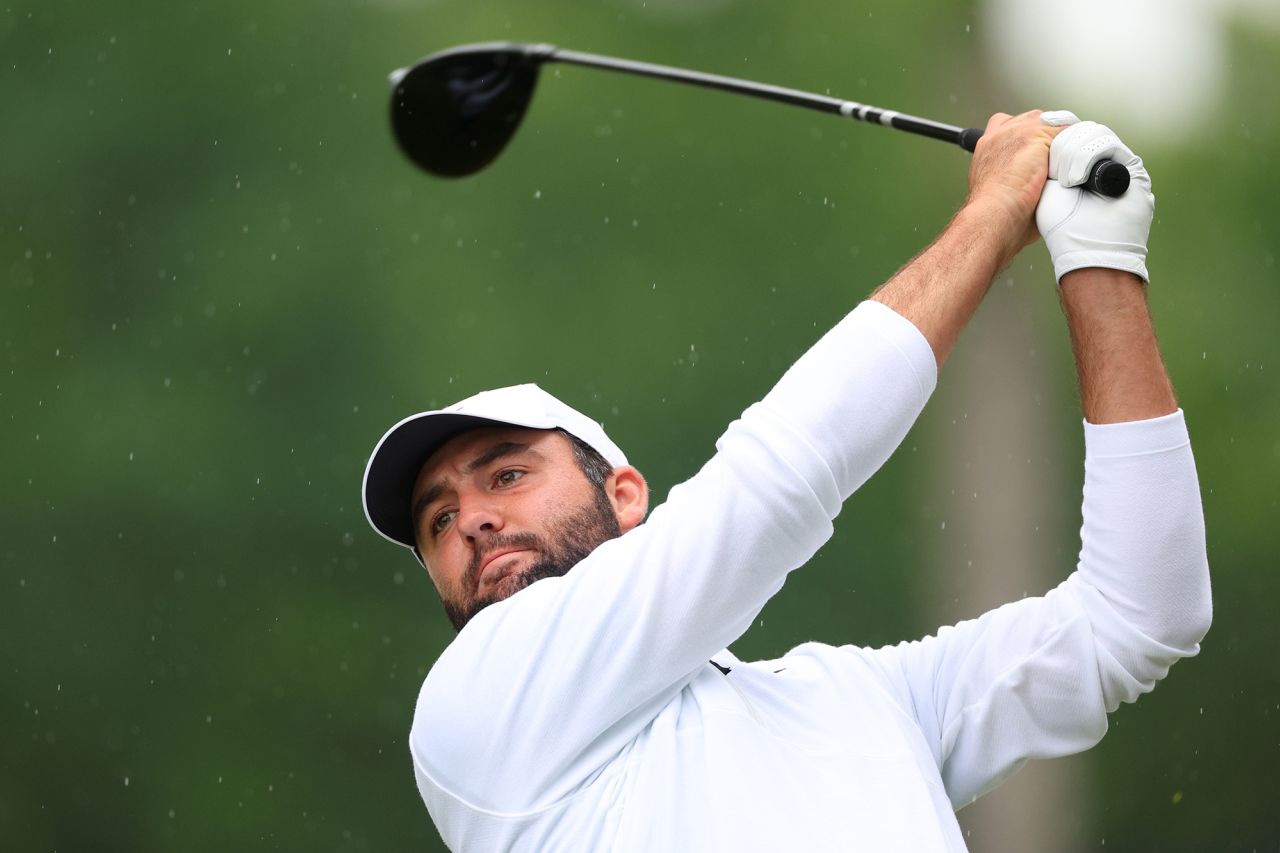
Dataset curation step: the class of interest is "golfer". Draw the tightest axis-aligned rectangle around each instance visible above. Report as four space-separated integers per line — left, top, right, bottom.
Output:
362 111 1210 851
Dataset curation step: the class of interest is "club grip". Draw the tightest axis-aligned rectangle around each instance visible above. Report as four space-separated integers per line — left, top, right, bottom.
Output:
1085 160 1130 197
957 126 1130 197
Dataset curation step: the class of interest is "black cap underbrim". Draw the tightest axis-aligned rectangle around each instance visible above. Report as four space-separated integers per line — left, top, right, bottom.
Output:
362 413 511 549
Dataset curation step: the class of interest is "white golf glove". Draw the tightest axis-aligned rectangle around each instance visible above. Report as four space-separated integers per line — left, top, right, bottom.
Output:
1035 110 1155 283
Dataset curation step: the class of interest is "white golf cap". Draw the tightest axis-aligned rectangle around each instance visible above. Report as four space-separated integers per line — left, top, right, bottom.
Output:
362 383 628 552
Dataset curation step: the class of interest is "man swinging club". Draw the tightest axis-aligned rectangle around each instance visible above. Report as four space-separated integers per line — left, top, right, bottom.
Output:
362 110 1211 851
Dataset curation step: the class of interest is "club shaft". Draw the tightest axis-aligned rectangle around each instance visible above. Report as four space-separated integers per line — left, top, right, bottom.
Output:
547 47 966 147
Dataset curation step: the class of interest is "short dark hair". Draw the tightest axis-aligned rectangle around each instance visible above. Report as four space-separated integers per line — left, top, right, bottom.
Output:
556 428 615 492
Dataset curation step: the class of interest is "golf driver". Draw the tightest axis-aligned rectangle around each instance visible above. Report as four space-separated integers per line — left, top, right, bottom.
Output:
388 41 1130 197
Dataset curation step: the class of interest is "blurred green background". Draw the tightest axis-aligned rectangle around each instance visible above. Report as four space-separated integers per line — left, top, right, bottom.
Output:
3 0 1277 850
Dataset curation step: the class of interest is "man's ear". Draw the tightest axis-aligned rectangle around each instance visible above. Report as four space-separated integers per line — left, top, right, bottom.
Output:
606 466 649 532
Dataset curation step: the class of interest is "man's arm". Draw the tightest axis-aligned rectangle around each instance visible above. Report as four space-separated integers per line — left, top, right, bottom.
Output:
1058 268 1176 423
863 119 1211 809
873 110 1061 367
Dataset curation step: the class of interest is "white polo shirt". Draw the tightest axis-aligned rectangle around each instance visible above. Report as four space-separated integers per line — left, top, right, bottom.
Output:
407 301 1211 851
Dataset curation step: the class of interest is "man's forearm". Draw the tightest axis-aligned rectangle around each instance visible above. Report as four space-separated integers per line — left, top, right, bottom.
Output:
1058 269 1177 424
871 200 1021 369
869 111 1066 368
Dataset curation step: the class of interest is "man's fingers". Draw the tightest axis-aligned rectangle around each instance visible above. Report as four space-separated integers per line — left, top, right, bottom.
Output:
983 112 1014 134
1049 121 1129 186
1041 109 1081 127
978 110 1053 157
982 109 1062 141
1037 121 1153 283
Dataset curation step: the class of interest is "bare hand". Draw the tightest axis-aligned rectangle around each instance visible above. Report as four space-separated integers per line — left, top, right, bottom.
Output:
966 110 1063 258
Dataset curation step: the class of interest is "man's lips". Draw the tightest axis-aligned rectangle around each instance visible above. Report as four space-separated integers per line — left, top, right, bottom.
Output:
477 548 531 588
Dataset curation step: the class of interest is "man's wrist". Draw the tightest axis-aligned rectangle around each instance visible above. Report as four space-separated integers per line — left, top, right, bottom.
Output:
951 197 1027 270
1060 267 1147 303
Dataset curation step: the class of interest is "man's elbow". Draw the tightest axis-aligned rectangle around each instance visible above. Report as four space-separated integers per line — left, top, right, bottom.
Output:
1156 553 1213 653
1159 457 1214 647
1138 507 1213 653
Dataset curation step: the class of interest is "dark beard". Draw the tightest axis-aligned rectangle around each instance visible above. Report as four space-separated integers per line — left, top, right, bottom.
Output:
442 484 622 631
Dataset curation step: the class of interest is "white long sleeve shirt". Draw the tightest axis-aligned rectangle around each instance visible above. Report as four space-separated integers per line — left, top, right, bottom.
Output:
409 301 1212 851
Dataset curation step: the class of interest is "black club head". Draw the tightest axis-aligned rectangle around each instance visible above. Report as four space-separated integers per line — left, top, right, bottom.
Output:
389 42 551 178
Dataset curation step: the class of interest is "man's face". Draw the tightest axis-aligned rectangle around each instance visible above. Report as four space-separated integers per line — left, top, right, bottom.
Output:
411 427 624 631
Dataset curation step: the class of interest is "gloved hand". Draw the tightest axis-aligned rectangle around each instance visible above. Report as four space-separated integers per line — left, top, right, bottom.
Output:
1035 110 1155 283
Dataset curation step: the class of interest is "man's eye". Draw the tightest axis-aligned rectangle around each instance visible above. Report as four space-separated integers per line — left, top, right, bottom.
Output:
431 510 456 536
495 469 525 487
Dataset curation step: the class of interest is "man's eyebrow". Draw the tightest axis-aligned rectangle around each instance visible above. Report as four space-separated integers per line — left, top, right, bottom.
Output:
413 482 448 527
462 441 537 475
412 441 542 525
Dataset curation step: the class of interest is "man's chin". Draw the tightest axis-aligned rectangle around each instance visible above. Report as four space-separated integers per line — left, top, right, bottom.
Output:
484 567 537 601
452 559 572 630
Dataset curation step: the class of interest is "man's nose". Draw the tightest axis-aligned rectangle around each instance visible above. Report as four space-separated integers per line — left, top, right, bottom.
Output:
457 499 503 540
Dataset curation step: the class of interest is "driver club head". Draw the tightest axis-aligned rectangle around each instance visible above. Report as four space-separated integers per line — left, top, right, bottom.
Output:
389 42 553 178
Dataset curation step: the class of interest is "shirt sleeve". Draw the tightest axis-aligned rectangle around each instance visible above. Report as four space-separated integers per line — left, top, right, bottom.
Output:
865 409 1211 809
409 301 938 816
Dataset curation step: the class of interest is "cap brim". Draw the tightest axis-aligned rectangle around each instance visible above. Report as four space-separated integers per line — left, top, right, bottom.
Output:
362 412 512 549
